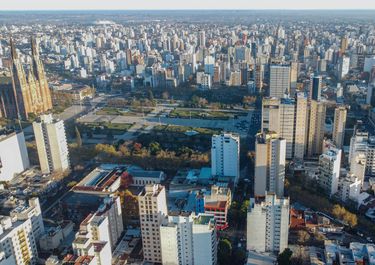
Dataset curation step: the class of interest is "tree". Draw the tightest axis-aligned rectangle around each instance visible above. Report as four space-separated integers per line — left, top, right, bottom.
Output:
149 141 161 155
277 248 293 265
218 239 232 265
147 89 154 101
67 181 77 188
297 230 310 245
75 126 82 147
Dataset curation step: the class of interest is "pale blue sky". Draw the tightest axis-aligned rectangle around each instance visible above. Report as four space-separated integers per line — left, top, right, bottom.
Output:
2 0 375 10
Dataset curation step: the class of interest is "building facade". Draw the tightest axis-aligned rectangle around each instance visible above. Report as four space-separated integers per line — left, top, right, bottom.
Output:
247 193 290 254
254 132 286 197
0 130 30 182
211 133 240 184
33 114 70 174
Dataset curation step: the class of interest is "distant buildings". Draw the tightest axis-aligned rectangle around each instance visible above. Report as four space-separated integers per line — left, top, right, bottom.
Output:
211 133 240 184
160 212 217 265
247 193 290 254
254 132 286 197
0 38 52 120
318 146 342 196
138 184 168 264
33 114 70 174
0 130 29 182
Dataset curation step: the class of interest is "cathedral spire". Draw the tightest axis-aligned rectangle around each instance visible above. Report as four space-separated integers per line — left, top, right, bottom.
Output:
31 36 39 56
10 37 17 59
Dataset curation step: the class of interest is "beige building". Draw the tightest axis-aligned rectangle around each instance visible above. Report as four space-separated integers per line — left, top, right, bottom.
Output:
33 114 70 174
307 100 326 157
138 184 168 264
254 132 286 197
261 93 308 160
333 106 347 149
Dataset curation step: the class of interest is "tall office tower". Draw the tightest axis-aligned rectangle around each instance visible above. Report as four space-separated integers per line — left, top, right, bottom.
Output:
338 56 350 80
10 198 45 242
138 185 168 264
254 132 286 197
332 106 347 149
198 30 206 48
290 61 298 94
269 64 291 98
261 94 308 160
255 63 264 92
33 114 70 174
307 100 326 157
211 133 240 184
318 147 342 196
309 74 322 101
0 215 39 265
0 130 30 182
160 213 217 265
2 38 52 120
247 193 290 254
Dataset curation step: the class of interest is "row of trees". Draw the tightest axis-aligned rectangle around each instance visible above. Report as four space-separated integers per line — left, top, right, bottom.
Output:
332 204 358 227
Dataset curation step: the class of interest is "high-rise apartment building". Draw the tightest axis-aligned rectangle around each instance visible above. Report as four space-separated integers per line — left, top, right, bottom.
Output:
318 147 342 196
10 198 45 242
269 64 291 98
247 193 290 254
338 56 350 80
0 198 44 265
290 61 298 93
261 93 308 160
0 38 52 120
211 133 240 184
0 130 30 182
138 184 168 264
160 212 217 265
306 100 326 157
0 215 39 265
198 30 206 48
309 74 322 101
332 106 347 149
33 114 70 174
254 132 286 197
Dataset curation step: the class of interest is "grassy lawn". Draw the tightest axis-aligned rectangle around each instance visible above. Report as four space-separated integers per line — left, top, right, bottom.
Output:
154 124 221 135
96 107 152 116
78 122 132 135
169 109 246 120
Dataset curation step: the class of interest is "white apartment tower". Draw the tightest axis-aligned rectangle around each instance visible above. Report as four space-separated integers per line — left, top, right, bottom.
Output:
269 64 291 98
332 106 347 149
247 193 290 254
160 212 217 265
254 132 286 197
33 114 70 174
211 133 240 184
138 184 168 264
318 147 342 196
0 130 30 182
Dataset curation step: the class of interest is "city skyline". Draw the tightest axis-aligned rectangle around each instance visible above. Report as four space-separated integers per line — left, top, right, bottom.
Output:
2 0 375 10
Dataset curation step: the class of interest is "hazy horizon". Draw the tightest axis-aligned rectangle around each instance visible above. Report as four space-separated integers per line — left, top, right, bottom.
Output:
2 0 375 11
